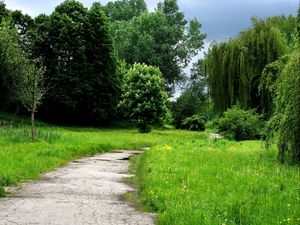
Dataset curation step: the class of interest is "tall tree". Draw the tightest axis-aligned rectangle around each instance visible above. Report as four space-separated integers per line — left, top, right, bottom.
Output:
269 52 300 164
110 0 206 93
0 1 8 22
0 22 26 110
31 1 120 125
205 16 295 114
10 10 34 51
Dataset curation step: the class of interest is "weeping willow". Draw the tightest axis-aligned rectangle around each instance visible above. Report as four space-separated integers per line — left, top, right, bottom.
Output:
206 16 295 113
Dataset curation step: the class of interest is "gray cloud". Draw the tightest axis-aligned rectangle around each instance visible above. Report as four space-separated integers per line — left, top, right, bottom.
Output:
178 0 298 40
5 0 298 41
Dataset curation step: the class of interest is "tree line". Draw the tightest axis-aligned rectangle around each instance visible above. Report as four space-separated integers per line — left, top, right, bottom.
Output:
0 0 205 125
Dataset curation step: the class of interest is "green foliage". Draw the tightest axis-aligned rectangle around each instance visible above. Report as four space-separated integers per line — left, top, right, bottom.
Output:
268 53 300 164
136 137 300 225
171 89 203 128
0 1 8 22
103 0 147 21
118 63 169 133
0 22 38 111
172 59 210 129
9 10 34 51
16 58 45 112
110 0 206 92
31 1 120 125
181 115 205 131
206 16 296 114
216 106 263 141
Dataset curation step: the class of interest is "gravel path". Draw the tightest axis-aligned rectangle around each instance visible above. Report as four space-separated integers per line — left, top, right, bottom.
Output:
0 150 155 225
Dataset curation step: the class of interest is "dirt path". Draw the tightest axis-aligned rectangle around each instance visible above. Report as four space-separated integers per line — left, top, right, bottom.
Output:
0 150 155 225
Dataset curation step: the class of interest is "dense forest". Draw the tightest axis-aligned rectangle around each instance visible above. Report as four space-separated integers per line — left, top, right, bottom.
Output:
0 0 299 164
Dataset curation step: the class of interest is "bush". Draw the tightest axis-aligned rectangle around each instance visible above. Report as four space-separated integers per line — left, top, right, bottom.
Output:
181 115 206 131
216 106 263 141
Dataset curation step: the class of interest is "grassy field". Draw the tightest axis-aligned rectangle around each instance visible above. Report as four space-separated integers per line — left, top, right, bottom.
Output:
135 134 300 225
0 112 164 196
1 112 299 225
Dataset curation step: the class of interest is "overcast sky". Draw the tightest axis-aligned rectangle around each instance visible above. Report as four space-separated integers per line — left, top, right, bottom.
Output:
5 0 298 41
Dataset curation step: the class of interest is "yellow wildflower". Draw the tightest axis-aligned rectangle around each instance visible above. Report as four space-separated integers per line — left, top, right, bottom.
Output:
161 145 173 150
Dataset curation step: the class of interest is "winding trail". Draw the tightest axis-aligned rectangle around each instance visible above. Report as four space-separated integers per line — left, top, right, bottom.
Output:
0 150 155 225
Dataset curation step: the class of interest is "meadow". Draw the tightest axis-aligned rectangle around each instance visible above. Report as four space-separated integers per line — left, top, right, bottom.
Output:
135 136 300 225
0 112 161 196
0 112 299 225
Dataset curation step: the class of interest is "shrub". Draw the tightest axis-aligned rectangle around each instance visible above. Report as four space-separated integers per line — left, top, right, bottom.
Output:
181 115 206 131
216 106 263 141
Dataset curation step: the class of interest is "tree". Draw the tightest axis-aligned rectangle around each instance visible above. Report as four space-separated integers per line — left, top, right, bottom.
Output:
31 1 120 125
20 61 46 140
188 59 207 102
110 0 206 93
205 16 295 114
0 1 8 22
266 52 300 164
0 22 27 111
171 59 208 128
118 63 169 133
10 10 34 51
0 22 46 140
171 89 203 128
103 0 147 21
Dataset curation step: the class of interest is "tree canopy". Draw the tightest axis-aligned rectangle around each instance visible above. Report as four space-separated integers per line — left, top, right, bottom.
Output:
205 16 296 114
110 0 206 93
103 0 147 21
118 63 169 133
31 1 120 124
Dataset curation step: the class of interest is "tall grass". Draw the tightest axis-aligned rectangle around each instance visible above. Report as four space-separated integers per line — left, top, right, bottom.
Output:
136 135 300 225
1 112 299 225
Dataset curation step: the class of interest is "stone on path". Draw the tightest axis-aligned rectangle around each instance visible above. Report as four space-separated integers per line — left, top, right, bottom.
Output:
0 150 155 225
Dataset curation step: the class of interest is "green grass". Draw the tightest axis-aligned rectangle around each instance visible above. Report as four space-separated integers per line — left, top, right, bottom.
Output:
136 134 300 225
0 112 299 225
0 112 164 196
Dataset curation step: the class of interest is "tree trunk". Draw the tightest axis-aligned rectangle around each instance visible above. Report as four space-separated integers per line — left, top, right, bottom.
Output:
31 110 36 141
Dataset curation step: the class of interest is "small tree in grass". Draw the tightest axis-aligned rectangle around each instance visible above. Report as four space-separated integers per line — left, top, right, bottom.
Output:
119 63 169 133
20 61 46 140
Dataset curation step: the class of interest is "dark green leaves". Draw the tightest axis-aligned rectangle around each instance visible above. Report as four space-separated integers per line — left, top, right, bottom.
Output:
32 1 120 125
